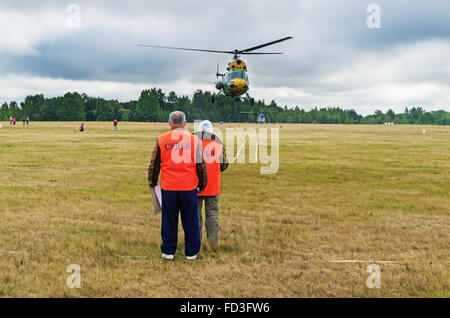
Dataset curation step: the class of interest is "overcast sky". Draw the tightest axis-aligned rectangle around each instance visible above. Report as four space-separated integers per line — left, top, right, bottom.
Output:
1 0 449 115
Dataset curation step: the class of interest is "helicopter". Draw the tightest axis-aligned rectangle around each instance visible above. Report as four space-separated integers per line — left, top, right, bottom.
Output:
138 36 293 106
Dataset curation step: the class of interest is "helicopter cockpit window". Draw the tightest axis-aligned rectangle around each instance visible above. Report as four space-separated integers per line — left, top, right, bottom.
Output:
228 72 248 80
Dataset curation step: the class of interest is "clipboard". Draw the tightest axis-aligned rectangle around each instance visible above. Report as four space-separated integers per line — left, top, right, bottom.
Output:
151 185 162 215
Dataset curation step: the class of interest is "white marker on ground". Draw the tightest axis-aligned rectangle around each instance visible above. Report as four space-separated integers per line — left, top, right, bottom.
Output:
233 138 246 162
255 138 258 162
299 260 396 264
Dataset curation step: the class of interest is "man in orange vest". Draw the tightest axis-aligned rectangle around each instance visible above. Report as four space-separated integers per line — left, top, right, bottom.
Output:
194 120 229 246
148 111 207 260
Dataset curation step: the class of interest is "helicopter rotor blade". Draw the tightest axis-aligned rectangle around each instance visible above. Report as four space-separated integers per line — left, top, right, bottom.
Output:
239 36 293 53
137 44 233 54
138 36 293 57
240 52 283 55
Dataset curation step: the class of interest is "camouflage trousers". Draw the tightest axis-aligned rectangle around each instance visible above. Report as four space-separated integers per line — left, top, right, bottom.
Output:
198 195 219 245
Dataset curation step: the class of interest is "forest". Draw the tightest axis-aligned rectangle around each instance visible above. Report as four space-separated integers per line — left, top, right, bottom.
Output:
1 88 449 125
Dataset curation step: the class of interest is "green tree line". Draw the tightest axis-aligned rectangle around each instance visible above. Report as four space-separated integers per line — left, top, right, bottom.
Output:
1 89 449 125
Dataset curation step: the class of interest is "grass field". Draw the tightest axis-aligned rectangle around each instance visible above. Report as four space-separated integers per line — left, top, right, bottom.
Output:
0 121 448 297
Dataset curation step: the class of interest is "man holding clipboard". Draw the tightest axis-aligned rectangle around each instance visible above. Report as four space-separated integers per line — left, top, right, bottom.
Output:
148 111 207 260
151 185 162 214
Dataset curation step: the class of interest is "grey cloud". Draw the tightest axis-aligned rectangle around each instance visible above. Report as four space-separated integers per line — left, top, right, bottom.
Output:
1 0 449 113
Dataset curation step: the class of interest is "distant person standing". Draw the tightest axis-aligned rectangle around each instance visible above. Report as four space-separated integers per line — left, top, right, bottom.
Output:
22 117 26 125
78 123 84 132
9 116 12 125
12 117 16 126
26 117 30 125
194 120 229 246
148 111 207 260
113 119 118 131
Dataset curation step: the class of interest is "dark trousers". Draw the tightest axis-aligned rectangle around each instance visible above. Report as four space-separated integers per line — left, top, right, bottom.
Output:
161 189 201 257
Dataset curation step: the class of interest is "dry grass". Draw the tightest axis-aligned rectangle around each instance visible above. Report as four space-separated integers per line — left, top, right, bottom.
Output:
0 121 448 297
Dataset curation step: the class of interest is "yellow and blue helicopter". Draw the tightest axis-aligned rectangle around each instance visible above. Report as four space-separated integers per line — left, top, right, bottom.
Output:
138 36 293 105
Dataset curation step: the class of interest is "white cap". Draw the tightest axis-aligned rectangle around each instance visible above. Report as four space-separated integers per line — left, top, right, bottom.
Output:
197 120 214 133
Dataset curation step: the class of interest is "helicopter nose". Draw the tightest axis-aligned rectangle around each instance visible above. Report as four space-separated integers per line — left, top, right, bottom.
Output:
230 79 247 91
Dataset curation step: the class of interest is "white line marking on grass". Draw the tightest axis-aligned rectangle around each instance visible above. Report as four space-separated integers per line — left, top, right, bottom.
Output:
255 138 258 162
0 250 19 254
233 137 247 162
301 260 396 264
119 255 149 259
327 260 396 264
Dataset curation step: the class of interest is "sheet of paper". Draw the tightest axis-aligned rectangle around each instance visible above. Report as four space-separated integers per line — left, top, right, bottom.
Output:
151 185 162 215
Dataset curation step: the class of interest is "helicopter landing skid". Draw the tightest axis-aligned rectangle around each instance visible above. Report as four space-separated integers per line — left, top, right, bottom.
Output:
231 94 254 105
211 90 225 104
211 91 254 106
245 93 255 106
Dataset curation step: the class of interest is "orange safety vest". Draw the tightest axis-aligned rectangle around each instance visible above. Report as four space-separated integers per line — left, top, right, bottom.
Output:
198 139 223 196
158 129 199 191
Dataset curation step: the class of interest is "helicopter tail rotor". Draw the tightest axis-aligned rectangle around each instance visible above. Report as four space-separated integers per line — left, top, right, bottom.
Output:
216 62 225 78
215 62 225 91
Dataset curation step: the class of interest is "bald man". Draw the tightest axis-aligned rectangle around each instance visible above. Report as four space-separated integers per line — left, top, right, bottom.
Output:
148 111 207 260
